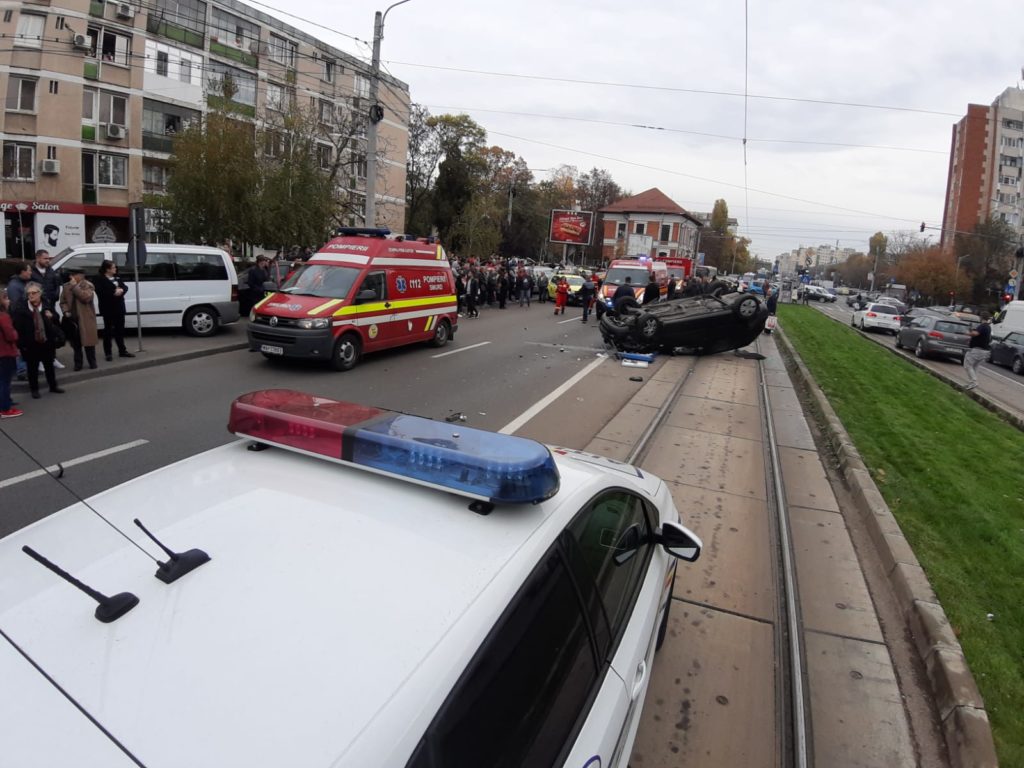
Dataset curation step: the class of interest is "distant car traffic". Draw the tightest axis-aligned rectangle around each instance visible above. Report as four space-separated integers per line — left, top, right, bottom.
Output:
874 296 908 314
896 315 971 362
599 291 768 354
801 285 836 302
851 302 901 334
988 331 1024 375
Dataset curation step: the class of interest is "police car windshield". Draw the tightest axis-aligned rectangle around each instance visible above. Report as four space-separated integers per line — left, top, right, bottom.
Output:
604 266 647 285
279 264 360 299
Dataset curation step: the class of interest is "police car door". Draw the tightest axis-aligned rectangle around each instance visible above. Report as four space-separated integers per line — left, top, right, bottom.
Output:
560 490 658 767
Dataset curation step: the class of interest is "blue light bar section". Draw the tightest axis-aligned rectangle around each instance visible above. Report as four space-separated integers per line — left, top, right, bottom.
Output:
351 414 560 504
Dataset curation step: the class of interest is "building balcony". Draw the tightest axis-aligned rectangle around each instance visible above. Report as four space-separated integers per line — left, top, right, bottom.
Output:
142 133 174 153
206 94 256 118
146 16 204 49
209 39 258 68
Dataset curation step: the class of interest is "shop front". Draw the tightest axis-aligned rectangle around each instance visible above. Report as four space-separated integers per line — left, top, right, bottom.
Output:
1 201 128 260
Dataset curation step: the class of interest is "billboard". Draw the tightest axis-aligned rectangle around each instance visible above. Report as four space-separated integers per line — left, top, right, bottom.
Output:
549 210 594 245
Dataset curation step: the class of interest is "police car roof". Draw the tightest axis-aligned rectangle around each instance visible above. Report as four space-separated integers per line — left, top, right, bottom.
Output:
0 439 660 766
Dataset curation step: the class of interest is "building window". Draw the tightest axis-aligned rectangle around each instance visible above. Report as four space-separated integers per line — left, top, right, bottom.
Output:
99 92 127 126
3 143 35 180
317 144 331 170
267 82 284 111
5 77 37 112
15 13 45 49
352 154 367 179
322 58 335 83
47 146 57 160
48 80 58 95
633 222 646 235
87 152 128 186
319 99 334 124
210 7 258 48
94 29 131 65
179 59 191 83
55 16 66 29
143 163 170 193
616 222 627 239
3 10 12 22
207 61 256 106
156 50 169 76
152 0 206 36
82 88 96 122
268 33 296 67
264 131 289 158
660 223 672 242
354 75 370 99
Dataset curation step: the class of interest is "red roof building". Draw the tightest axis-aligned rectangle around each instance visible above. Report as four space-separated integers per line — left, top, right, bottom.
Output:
598 188 702 264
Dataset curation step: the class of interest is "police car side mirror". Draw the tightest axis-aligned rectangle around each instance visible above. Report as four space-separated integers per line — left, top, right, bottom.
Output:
657 521 702 562
356 289 378 304
262 281 278 292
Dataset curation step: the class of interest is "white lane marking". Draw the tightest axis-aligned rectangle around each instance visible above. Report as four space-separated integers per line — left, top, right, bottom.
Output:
431 341 491 358
0 439 149 490
558 316 583 324
500 356 607 435
981 364 1024 389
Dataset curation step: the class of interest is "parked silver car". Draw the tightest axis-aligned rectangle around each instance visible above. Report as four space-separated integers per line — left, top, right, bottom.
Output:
895 315 971 362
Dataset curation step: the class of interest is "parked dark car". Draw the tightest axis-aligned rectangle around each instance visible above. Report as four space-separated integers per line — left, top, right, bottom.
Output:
988 331 1024 375
599 292 768 354
895 315 971 362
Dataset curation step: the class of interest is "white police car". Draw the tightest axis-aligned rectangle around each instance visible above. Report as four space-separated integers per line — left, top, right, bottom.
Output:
0 389 701 768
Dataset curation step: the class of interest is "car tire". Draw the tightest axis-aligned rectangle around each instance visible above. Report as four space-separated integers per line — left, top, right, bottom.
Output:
735 296 759 319
636 312 662 340
429 318 451 348
331 332 362 372
915 340 927 359
895 335 904 349
614 296 641 315
1013 357 1024 376
656 572 675 652
706 280 730 297
183 306 218 337
859 320 866 331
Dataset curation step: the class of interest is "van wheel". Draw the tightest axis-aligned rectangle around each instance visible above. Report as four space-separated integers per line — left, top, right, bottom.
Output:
430 319 451 348
184 306 218 337
331 333 362 371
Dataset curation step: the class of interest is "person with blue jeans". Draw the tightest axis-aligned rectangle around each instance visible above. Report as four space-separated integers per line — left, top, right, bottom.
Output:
6 261 31 379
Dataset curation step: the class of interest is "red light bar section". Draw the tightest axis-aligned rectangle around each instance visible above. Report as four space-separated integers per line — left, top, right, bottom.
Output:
228 389 384 460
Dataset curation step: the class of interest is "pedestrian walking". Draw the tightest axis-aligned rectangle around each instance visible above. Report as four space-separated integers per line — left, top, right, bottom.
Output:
517 268 532 307
465 271 480 318
496 269 508 310
94 260 134 361
554 277 569 315
241 256 271 315
12 282 64 399
579 273 596 323
536 271 549 303
666 277 678 301
766 286 778 315
59 268 99 371
962 311 992 391
455 273 466 316
0 288 21 418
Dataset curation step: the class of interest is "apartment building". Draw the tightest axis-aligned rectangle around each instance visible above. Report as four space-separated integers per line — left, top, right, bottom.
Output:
941 86 1024 251
0 0 409 259
599 188 702 263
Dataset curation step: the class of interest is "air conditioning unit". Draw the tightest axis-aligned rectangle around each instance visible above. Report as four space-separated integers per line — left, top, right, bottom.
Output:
104 123 126 140
41 159 61 174
116 3 135 19
72 33 91 50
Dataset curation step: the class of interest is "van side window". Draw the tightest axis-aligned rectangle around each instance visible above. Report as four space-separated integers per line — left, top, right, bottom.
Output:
119 250 175 281
175 252 228 280
409 546 598 768
68 252 106 276
357 271 386 303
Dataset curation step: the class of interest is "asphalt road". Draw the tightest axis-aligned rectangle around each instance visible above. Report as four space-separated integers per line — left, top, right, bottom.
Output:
808 298 1024 419
0 301 612 536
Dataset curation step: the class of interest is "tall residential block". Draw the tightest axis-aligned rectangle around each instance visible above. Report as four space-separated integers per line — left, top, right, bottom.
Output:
941 86 1023 250
0 0 409 259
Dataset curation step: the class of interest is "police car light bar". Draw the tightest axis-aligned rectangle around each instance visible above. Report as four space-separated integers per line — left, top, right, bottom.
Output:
228 390 560 505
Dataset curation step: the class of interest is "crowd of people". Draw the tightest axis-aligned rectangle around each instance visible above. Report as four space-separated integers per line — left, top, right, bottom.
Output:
1 249 134 419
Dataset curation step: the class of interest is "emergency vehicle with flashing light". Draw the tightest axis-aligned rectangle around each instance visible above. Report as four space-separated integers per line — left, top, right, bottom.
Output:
597 258 669 310
0 388 702 768
247 228 458 371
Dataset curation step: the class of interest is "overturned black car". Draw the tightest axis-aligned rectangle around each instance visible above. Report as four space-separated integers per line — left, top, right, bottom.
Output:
599 289 769 354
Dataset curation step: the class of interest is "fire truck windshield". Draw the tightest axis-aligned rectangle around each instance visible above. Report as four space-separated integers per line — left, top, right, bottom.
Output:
280 265 361 299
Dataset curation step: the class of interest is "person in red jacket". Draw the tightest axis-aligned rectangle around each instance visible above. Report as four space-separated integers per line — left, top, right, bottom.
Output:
554 277 569 316
0 288 22 418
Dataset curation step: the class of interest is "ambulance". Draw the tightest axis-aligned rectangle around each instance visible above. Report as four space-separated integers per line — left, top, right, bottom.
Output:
248 228 458 370
597 258 669 311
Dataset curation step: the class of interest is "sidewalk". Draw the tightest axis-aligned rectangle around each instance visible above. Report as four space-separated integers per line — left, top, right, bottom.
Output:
12 323 248 389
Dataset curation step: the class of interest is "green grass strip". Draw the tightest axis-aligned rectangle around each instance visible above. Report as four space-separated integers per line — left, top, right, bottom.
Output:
777 304 1024 764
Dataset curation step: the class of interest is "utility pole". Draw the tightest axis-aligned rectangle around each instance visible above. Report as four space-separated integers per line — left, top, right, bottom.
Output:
364 0 411 228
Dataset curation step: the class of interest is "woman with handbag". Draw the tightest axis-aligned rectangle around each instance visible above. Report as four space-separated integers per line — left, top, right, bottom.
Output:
12 282 64 398
59 267 99 370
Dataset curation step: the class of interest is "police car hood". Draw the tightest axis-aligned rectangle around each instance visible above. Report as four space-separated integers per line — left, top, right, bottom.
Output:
0 440 659 767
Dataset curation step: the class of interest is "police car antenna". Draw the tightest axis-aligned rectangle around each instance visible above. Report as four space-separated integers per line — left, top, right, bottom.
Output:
132 518 211 584
0 427 158 565
21 545 140 623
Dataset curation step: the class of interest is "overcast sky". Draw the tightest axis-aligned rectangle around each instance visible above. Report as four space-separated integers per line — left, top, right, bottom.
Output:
244 0 1020 259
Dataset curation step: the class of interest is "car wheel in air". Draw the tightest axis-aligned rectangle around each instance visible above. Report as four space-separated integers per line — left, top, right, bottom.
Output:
331 332 362 371
429 319 451 348
915 340 927 359
636 313 662 340
1013 357 1024 375
735 296 759 319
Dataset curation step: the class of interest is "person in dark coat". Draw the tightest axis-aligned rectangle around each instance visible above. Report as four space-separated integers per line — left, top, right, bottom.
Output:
29 250 61 313
612 276 635 304
642 276 661 305
666 277 678 301
241 256 271 315
579 274 596 323
12 282 64 398
93 260 134 361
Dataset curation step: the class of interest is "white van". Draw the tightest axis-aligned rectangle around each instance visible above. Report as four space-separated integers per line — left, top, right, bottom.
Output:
994 300 1024 339
52 243 240 337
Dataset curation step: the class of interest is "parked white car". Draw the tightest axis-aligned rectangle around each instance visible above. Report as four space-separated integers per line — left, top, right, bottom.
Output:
852 302 902 334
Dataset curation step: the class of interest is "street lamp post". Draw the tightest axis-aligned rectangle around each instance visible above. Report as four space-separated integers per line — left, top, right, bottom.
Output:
364 0 412 228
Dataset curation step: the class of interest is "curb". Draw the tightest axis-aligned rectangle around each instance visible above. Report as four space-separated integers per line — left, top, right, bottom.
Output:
775 327 999 768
